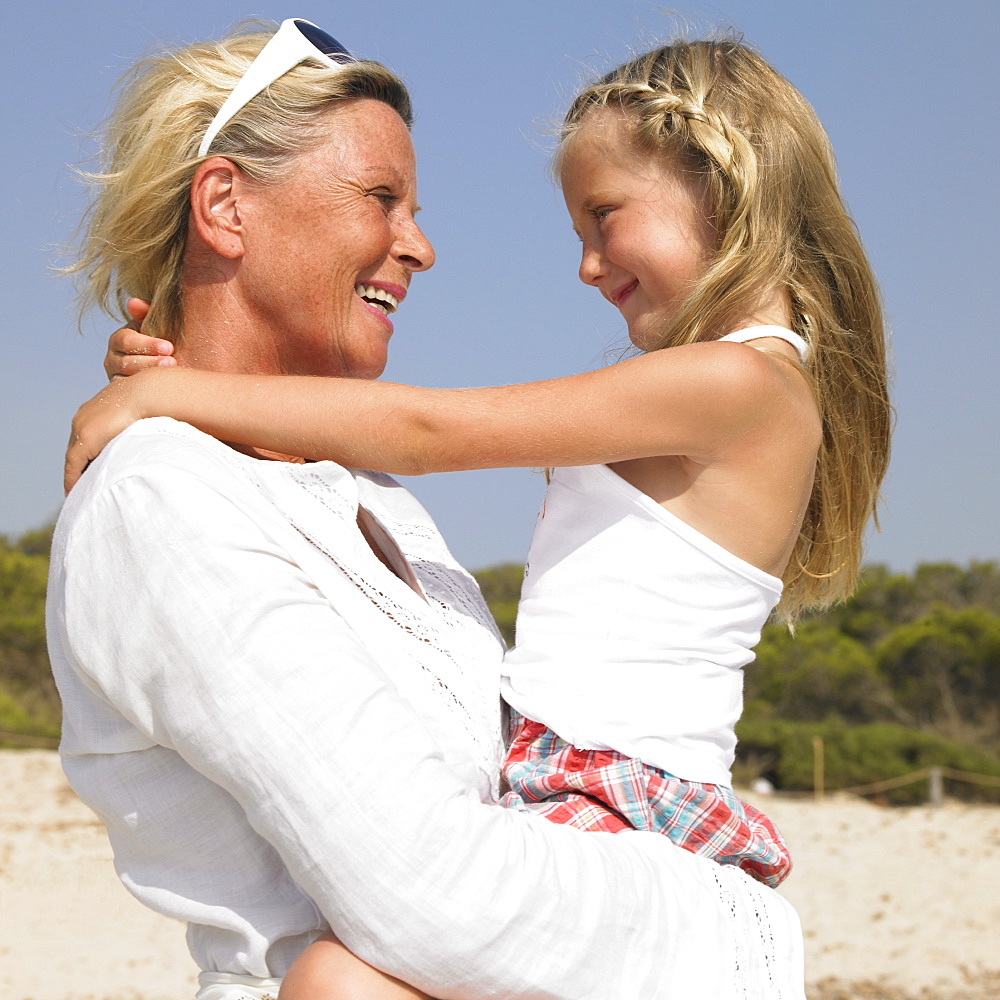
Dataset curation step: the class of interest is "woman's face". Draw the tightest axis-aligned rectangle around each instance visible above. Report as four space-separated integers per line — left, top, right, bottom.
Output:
559 109 715 350
239 98 435 379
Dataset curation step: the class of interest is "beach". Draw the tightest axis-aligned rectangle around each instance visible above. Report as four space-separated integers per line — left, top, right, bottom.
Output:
2 750 997 1000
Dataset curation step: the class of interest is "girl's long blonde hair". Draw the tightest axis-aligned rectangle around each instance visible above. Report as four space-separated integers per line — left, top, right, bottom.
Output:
562 39 891 620
67 23 412 341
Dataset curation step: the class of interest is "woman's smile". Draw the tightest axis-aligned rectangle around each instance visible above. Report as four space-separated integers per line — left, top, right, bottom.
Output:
354 281 404 318
241 99 434 378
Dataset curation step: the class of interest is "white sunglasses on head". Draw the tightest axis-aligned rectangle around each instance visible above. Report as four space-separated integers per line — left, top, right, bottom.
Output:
198 18 353 158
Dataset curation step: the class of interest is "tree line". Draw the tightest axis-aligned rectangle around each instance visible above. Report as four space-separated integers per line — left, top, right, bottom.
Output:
0 525 57 741
4 527 999 801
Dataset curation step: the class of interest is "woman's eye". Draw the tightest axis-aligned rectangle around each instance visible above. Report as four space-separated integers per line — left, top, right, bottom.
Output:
373 190 399 207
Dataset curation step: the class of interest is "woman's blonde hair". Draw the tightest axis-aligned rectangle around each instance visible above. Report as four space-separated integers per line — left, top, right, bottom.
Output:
561 39 891 620
69 22 412 341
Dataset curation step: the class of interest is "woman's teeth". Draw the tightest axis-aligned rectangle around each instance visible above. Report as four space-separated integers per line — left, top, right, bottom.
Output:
355 284 399 316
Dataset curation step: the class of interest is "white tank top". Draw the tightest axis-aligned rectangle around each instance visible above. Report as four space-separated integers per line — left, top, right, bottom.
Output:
500 326 808 785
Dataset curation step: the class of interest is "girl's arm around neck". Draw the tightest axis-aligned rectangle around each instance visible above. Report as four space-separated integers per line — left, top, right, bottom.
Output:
66 341 806 489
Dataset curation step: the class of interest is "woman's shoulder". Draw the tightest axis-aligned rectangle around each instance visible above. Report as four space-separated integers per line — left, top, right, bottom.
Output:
77 418 248 492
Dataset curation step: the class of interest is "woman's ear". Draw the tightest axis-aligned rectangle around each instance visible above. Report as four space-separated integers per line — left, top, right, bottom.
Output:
189 157 247 260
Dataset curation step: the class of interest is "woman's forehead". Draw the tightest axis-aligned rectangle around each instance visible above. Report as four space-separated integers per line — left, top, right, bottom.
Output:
317 97 412 142
305 100 417 176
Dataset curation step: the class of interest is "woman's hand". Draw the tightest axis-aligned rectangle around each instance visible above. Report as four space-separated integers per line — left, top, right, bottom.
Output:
65 371 154 494
104 298 175 380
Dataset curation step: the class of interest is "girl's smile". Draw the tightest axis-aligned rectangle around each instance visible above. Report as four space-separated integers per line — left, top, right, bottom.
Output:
559 109 716 350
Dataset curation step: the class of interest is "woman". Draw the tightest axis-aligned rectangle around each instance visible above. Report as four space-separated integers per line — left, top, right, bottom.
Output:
53 19 806 1000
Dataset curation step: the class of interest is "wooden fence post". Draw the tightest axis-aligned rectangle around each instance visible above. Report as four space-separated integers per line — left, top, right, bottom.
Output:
813 736 825 803
928 766 944 807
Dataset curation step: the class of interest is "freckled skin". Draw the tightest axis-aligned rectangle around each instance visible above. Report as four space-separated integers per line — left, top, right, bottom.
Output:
179 98 435 380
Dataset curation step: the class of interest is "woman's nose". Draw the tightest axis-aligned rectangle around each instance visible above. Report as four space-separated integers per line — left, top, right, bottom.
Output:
396 218 435 272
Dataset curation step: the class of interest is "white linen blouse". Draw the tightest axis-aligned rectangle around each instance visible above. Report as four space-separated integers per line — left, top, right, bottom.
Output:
47 418 805 1000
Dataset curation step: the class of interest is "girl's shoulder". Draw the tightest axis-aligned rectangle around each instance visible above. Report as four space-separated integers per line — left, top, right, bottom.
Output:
635 333 806 404
622 330 820 451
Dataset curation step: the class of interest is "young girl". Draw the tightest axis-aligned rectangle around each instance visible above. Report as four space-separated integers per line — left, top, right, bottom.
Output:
69 38 888 999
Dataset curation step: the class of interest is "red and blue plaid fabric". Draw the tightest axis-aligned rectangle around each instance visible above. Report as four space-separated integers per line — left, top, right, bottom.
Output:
502 717 791 888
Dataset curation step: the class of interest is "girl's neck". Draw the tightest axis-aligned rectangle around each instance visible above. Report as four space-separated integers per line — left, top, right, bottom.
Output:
743 286 793 331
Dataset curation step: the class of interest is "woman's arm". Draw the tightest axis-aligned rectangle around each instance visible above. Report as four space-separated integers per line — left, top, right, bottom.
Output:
67 341 793 490
56 455 793 999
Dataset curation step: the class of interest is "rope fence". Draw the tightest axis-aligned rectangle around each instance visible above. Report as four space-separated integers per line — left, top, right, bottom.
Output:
804 736 1000 805
4 731 999 805
0 729 59 749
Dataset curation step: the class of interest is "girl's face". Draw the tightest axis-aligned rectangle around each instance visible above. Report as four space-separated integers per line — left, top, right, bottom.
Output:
559 109 716 350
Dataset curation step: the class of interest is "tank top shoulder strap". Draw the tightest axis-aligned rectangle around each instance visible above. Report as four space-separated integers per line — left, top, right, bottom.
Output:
716 325 810 363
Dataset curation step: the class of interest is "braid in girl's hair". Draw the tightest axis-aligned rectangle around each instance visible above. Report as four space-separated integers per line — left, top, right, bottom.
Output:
560 39 891 621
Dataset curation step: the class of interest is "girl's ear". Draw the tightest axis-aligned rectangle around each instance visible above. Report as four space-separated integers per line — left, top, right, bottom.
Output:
189 157 247 260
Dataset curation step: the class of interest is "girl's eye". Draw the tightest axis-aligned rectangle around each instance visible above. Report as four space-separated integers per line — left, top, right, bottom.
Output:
591 206 613 223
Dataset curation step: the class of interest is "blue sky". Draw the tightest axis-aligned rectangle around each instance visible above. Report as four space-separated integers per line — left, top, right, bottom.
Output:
2 0 998 573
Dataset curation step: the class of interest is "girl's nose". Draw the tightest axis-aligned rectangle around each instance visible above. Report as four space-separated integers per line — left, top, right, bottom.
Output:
578 243 605 287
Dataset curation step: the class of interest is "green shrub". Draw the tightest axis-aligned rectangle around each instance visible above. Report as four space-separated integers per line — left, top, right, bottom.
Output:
0 540 57 731
735 716 1000 803
0 683 60 745
875 606 1000 744
473 563 524 646
749 623 889 724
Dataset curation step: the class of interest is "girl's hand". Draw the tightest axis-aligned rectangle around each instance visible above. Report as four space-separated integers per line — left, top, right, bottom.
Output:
65 372 152 494
104 298 175 380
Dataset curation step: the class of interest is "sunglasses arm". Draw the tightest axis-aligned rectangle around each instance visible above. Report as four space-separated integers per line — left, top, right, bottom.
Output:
197 20 345 158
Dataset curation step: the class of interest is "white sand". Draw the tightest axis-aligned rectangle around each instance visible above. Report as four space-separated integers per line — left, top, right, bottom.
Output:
0 751 197 1000
2 750 998 1000
745 790 1000 997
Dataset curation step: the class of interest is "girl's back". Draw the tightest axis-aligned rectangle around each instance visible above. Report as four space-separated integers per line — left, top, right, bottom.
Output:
609 332 821 578
502 326 818 786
